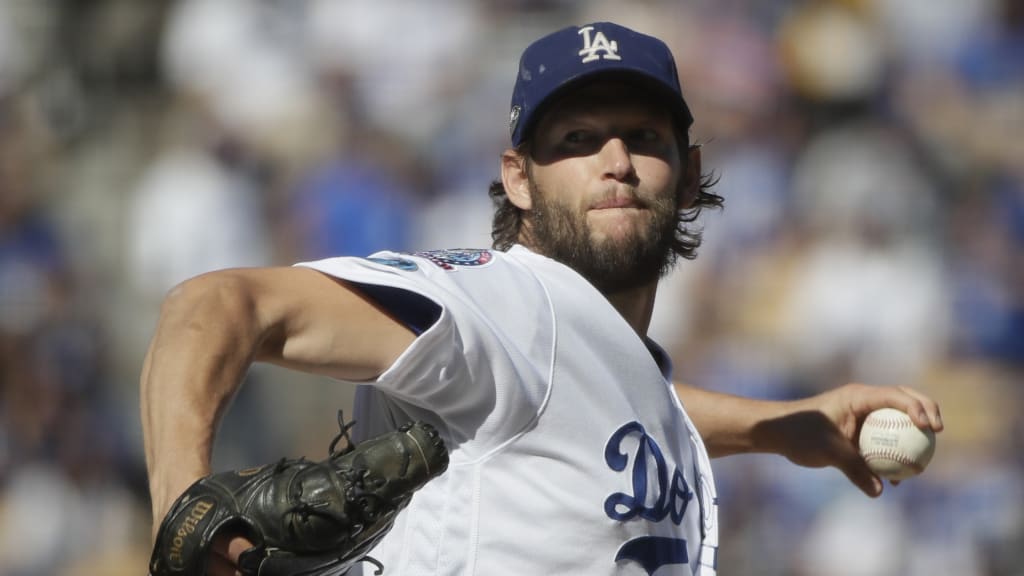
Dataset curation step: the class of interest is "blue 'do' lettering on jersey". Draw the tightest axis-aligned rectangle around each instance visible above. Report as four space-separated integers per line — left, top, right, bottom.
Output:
605 421 694 573
604 422 694 524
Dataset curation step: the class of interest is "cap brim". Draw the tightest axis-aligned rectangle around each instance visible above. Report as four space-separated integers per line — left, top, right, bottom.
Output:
514 68 693 146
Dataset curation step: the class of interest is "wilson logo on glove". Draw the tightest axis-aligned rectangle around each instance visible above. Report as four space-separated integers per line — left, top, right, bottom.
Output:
167 499 215 569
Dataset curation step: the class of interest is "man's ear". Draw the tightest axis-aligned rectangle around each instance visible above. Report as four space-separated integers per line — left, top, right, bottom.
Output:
501 149 533 210
678 144 702 209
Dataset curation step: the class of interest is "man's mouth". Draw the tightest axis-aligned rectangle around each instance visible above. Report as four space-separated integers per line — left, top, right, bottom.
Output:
591 196 642 210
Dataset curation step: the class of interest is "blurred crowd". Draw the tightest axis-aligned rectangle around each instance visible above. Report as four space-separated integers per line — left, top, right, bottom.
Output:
0 0 1020 574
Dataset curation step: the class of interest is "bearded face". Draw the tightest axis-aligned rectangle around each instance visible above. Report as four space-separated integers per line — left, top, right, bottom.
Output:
516 82 687 294
526 173 681 294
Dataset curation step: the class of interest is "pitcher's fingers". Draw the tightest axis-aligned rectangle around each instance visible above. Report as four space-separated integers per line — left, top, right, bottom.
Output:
850 385 934 432
839 456 883 498
832 435 883 498
212 533 256 563
211 533 231 558
896 386 943 431
207 552 242 576
226 535 256 565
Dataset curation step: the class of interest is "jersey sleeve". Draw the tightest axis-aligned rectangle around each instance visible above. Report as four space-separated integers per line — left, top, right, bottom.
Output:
294 252 507 429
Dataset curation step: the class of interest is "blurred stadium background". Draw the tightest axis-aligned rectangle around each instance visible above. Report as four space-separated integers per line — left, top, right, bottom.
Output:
0 0 1021 574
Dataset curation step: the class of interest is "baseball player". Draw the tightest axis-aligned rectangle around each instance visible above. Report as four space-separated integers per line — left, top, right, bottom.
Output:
142 22 943 575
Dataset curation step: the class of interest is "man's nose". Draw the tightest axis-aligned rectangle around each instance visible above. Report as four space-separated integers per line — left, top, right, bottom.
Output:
599 138 636 182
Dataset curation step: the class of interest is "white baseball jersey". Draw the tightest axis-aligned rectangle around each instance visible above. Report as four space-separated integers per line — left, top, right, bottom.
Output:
298 245 719 575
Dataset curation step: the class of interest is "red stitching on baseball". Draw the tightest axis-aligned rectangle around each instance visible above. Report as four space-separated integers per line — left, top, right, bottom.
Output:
863 449 924 473
864 414 912 431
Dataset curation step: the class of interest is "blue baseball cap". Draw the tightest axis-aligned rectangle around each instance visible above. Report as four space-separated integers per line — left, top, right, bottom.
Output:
509 22 693 147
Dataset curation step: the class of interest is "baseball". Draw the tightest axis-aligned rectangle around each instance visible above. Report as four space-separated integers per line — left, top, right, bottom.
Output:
858 408 936 481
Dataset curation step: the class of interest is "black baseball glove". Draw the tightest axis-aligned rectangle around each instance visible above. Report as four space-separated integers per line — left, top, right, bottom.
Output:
148 413 449 576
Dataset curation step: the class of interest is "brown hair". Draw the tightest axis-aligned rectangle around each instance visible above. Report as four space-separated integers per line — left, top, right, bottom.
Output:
488 134 723 260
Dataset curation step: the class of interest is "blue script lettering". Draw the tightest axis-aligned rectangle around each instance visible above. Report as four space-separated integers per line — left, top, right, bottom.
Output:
604 421 694 525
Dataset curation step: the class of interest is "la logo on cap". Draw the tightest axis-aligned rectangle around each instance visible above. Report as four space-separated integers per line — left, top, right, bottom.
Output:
578 26 622 63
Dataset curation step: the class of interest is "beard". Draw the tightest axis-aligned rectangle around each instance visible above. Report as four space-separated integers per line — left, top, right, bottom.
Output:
527 180 680 294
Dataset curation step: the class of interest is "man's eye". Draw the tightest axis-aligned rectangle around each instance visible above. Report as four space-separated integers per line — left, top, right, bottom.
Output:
564 130 590 144
629 129 660 143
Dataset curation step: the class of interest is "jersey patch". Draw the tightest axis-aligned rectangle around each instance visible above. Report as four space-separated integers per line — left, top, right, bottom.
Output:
366 257 419 271
415 249 494 270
